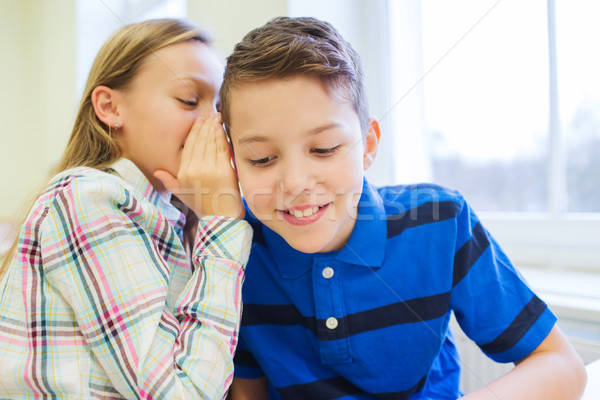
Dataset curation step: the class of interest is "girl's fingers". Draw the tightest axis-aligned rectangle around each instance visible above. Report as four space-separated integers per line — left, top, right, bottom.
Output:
214 122 229 153
180 116 205 173
215 123 233 165
182 113 233 176
168 113 242 217
191 113 218 165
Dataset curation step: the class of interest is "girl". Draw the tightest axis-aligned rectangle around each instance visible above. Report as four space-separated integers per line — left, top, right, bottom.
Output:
0 19 251 399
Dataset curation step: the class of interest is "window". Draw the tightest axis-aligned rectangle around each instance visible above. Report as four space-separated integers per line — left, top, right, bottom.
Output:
556 0 600 213
386 0 600 271
421 0 550 213
410 0 600 214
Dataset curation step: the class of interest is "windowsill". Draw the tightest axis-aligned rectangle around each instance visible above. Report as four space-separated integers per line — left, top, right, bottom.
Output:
519 266 600 321
481 214 600 271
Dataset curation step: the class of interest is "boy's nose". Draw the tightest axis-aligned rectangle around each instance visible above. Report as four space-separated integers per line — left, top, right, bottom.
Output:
277 160 316 196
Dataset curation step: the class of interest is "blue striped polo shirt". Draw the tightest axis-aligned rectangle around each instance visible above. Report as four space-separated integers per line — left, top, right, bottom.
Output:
234 179 557 399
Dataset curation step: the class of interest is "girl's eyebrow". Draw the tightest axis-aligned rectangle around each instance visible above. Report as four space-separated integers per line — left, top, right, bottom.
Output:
170 76 215 91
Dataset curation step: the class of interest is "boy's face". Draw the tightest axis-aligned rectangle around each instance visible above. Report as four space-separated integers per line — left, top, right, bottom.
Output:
228 75 379 253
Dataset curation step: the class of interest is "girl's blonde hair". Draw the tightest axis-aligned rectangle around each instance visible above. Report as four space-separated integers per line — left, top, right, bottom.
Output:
1 18 209 275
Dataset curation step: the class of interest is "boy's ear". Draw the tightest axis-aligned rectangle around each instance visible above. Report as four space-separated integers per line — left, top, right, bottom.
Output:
363 118 381 171
91 85 122 129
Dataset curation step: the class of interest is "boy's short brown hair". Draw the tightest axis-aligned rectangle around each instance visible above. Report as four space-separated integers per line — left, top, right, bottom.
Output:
221 16 369 135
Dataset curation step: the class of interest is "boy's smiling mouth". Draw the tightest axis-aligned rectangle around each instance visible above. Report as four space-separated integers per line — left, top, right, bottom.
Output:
278 203 330 225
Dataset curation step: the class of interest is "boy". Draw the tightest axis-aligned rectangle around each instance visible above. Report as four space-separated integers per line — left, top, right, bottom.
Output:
220 17 586 399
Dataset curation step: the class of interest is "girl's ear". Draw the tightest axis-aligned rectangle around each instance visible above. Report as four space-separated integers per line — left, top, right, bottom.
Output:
91 85 122 129
363 118 381 171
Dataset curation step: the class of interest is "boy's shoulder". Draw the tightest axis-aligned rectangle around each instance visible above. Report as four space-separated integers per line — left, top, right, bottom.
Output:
369 181 466 215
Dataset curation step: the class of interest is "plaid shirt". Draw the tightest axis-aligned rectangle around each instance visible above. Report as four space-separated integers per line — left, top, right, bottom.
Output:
0 158 252 399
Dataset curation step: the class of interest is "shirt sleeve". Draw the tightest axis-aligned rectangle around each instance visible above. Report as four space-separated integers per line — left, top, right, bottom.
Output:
449 197 557 363
39 175 252 399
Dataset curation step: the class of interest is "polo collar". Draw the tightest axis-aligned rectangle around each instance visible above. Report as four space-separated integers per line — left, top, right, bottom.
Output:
336 180 387 267
263 179 387 280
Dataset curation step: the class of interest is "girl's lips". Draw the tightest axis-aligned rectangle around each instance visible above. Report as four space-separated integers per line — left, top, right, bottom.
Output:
279 203 330 226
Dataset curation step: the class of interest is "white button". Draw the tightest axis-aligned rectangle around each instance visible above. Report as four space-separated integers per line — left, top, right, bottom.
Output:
325 317 338 330
322 267 334 279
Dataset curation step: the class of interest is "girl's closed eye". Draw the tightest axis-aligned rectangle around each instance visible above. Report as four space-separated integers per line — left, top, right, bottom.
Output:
178 98 198 107
311 145 341 156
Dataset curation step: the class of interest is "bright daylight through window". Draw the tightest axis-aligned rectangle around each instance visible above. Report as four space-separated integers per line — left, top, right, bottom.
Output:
421 0 600 213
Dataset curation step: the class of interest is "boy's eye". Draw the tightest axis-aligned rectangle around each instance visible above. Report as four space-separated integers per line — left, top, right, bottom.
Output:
249 156 276 166
311 145 341 155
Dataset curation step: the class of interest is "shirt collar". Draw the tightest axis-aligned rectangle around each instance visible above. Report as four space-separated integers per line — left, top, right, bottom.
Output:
106 158 187 235
335 179 387 267
262 178 387 280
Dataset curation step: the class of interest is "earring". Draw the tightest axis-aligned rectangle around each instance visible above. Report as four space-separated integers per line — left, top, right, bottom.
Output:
115 121 119 129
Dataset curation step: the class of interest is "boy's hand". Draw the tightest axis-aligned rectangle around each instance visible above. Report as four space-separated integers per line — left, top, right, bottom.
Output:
154 113 244 219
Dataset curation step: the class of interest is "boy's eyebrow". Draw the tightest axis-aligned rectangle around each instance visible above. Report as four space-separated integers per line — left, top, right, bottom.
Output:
237 135 268 145
308 122 341 136
237 123 341 145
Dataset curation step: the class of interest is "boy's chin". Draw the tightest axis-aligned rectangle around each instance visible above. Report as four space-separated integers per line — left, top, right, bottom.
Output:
283 235 342 254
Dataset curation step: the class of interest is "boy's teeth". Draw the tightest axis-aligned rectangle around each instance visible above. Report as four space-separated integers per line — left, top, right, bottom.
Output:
303 206 319 217
290 206 320 218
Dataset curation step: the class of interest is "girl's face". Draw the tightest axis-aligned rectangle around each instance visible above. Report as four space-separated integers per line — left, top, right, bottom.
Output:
115 40 224 191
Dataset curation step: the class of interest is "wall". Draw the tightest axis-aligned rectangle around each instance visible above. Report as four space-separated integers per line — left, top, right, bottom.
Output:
0 0 77 222
187 0 287 58
0 1 28 222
